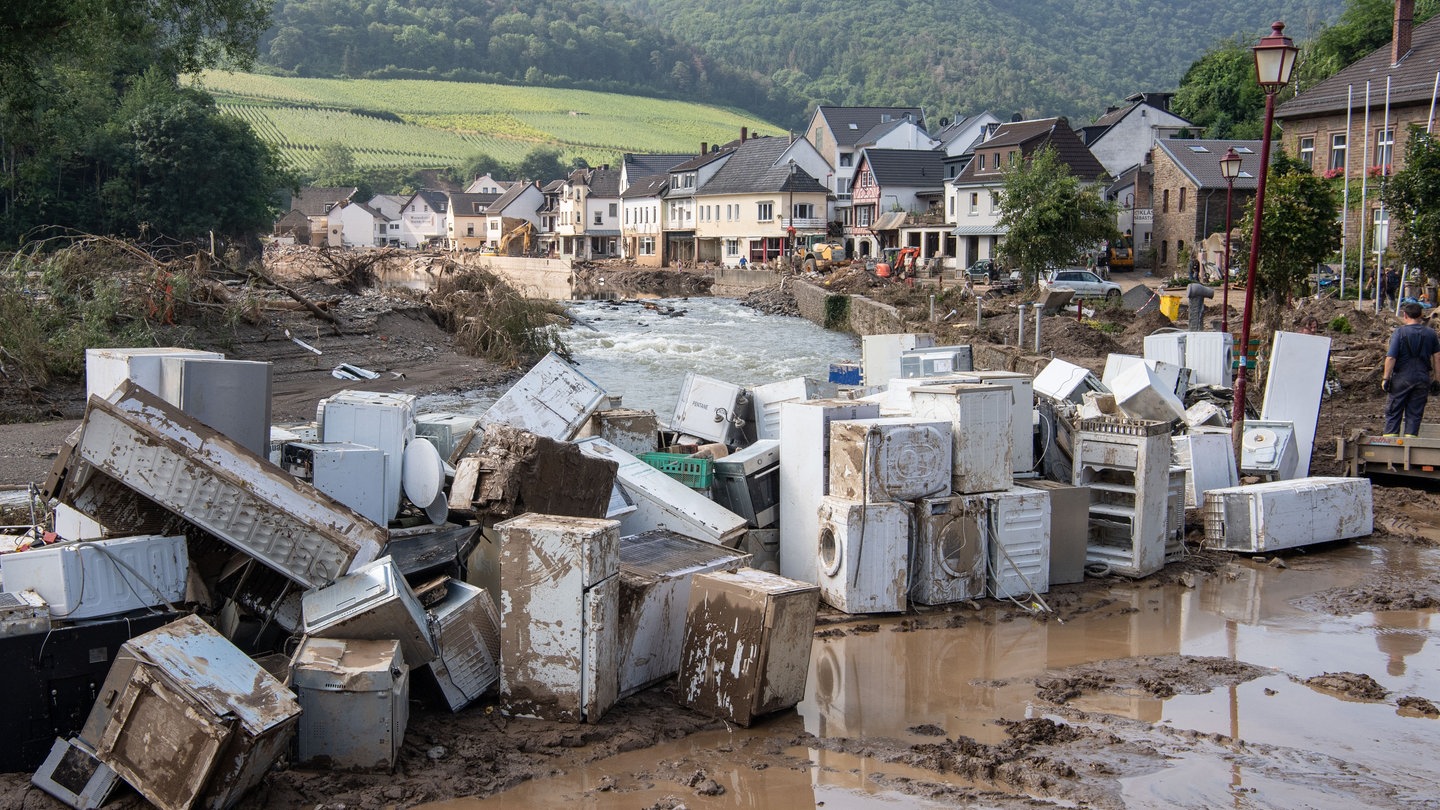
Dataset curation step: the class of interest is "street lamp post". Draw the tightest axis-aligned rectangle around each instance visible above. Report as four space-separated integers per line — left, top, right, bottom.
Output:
1232 21 1299 461
1218 147 1243 333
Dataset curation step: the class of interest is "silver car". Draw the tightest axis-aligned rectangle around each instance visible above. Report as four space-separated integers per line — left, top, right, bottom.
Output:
1041 268 1123 300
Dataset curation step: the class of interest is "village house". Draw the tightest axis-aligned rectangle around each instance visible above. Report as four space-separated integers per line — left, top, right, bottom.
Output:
621 175 668 267
1105 162 1155 264
331 200 393 248
935 111 1002 181
446 191 502 250
555 166 622 260
1149 139 1265 276
661 146 736 265
947 117 1106 270
691 135 830 267
286 186 356 247
848 148 950 264
483 182 545 254
1080 92 1196 178
1275 0 1437 264
464 173 512 195
398 189 449 248
802 107 926 235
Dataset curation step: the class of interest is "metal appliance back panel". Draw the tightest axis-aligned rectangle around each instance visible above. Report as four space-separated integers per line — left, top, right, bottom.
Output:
1174 433 1239 508
910 384 1012 493
816 497 909 614
616 532 749 697
281 442 388 526
293 638 409 771
497 514 620 723
1018 481 1090 585
84 348 223 402
577 438 746 546
777 400 880 583
985 488 1051 599
1260 330 1331 477
962 371 1035 473
0 534 186 621
861 333 934 388
77 386 384 588
0 589 50 638
589 408 659 457
481 351 607 441
676 569 818 727
1142 332 1186 369
1183 331 1233 387
911 495 989 605
899 345 973 378
670 371 749 444
1203 477 1372 552
158 357 272 459
827 418 952 502
424 579 501 711
751 377 832 440
317 391 415 522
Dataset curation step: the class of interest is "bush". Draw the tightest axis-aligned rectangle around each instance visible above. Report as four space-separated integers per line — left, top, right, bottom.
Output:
1329 316 1353 334
431 266 568 367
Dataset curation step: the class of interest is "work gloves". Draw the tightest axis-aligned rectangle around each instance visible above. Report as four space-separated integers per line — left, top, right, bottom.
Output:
1382 379 1392 392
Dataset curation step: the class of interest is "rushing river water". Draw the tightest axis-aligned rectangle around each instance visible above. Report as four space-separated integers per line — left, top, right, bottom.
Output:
419 296 860 417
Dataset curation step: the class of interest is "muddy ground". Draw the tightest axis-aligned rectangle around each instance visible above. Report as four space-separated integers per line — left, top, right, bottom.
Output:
1 257 1438 808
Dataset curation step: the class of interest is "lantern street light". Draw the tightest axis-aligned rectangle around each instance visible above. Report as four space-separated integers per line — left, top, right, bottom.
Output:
1232 21 1299 460
1218 147 1243 333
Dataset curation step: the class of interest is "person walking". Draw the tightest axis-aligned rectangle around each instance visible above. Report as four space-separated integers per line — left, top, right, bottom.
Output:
1384 266 1401 307
1382 302 1440 437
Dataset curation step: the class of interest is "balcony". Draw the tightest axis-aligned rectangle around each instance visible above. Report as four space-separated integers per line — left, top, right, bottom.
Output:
782 217 827 231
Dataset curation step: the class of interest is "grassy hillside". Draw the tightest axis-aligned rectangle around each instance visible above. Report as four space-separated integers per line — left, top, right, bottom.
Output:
199 72 783 172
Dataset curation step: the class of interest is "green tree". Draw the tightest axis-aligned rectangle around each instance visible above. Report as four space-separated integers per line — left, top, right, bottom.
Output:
1381 128 1440 277
458 153 507 183
995 146 1117 285
1240 151 1341 301
511 147 568 183
1172 38 1271 140
1296 0 1440 90
311 141 358 183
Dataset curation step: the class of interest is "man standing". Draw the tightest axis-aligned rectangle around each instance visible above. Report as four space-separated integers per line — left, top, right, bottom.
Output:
1384 266 1401 307
1382 302 1440 437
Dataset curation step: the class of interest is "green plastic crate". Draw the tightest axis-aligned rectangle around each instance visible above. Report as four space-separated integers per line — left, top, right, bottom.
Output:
637 452 715 489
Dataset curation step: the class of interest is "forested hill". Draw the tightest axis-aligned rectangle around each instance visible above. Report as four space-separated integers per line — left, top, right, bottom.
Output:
258 0 796 123
260 0 1345 128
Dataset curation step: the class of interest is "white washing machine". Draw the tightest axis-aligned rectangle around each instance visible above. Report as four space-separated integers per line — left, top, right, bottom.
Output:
816 497 909 614
911 495 989 605
827 417 952 502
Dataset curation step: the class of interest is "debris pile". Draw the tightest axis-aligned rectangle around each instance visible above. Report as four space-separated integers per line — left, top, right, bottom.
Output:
0 317 1378 807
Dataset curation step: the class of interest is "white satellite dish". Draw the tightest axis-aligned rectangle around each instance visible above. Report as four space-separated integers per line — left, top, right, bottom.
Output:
403 438 444 508
424 491 449 526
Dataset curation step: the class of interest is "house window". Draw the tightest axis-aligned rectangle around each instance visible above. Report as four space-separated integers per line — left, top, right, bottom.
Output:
1374 207 1390 250
1299 136 1315 168
792 203 815 220
1162 189 1170 213
1329 133 1348 171
989 192 1000 214
625 209 631 225
1160 241 1168 265
757 202 774 221
840 153 853 168
726 239 740 257
994 152 1002 168
609 203 618 217
978 154 986 170
969 192 979 215
1179 188 1186 212
1008 151 1016 166
1376 128 1394 167
640 237 655 255
857 207 872 227
594 212 603 225
466 225 475 236
948 196 955 216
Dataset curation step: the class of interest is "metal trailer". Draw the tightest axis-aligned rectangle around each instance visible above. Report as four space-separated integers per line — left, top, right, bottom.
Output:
1338 426 1440 481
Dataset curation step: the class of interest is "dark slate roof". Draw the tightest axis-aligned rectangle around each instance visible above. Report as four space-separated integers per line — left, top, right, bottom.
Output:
588 166 622 197
624 153 694 180
448 192 501 215
1278 16 1440 119
621 174 669 199
668 147 736 172
817 106 926 147
698 137 829 195
1154 139 1267 191
487 181 537 213
953 118 1107 184
541 179 565 193
414 188 449 213
860 149 947 188
291 186 357 217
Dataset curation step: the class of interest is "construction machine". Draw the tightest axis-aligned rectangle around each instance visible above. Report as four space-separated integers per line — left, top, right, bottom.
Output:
794 234 847 272
1105 231 1135 272
874 246 921 283
497 220 536 256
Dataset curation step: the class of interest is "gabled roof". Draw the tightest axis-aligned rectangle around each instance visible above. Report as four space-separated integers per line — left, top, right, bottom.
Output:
621 174 669 199
486 181 538 214
816 106 926 148
953 118 1107 184
541 179 565 193
698 137 829 195
1279 16 1440 119
588 166 622 197
1083 93 1193 144
1153 139 1266 191
411 188 449 213
291 186 356 217
447 192 501 216
859 149 947 188
340 200 387 220
368 194 409 219
624 153 694 181
668 147 736 173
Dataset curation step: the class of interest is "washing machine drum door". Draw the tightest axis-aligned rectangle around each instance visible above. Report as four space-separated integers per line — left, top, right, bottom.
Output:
935 513 983 578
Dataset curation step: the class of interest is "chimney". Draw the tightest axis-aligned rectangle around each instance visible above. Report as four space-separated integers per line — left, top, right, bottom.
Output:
700 142 708 156
741 126 748 142
1395 0 1415 65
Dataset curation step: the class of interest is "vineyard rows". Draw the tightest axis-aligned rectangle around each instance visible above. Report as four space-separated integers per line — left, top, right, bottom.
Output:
202 72 778 173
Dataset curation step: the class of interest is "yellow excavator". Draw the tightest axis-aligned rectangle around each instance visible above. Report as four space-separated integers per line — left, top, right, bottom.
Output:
497 220 535 256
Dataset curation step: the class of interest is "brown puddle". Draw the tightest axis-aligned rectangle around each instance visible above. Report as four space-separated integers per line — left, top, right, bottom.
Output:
420 540 1440 809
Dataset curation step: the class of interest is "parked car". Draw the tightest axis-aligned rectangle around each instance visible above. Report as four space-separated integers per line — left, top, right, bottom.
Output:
962 259 998 283
1040 268 1123 300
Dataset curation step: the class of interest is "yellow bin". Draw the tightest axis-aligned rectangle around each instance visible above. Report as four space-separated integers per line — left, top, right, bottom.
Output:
1159 293 1182 321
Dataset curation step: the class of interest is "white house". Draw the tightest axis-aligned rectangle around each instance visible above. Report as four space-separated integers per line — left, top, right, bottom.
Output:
484 181 545 252
1081 92 1195 177
332 201 391 248
397 189 449 248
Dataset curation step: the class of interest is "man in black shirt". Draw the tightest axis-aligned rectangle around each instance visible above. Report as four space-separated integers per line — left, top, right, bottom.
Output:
1382 302 1440 436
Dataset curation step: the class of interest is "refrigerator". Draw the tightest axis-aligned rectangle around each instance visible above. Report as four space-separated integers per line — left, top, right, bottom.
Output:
677 569 819 727
909 383 1012 494
293 637 409 771
497 514 621 723
158 356 272 459
481 351 607 441
423 579 502 712
777 399 880 584
301 556 435 668
0 534 187 621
